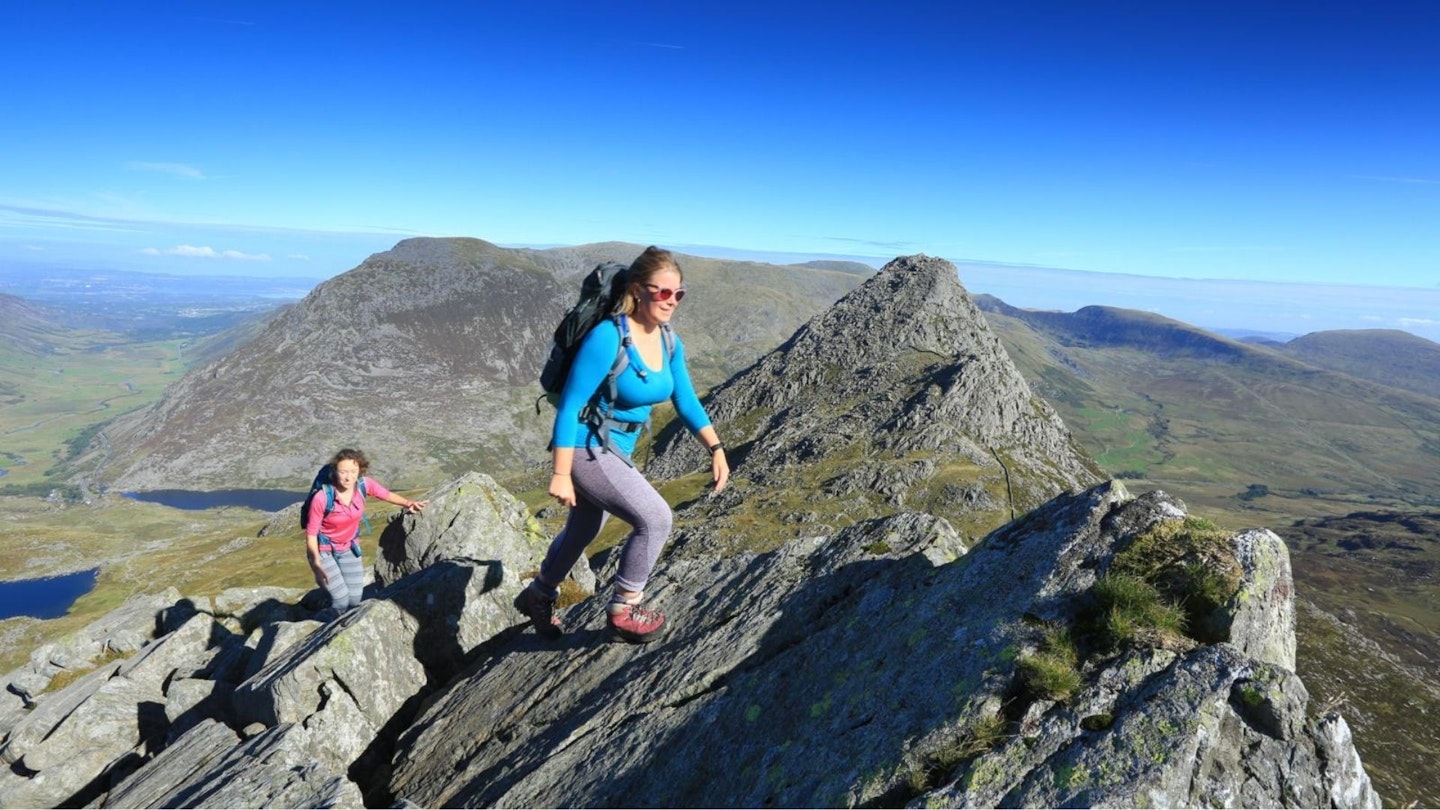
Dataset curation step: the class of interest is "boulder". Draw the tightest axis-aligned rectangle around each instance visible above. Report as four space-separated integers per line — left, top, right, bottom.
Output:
373 471 570 589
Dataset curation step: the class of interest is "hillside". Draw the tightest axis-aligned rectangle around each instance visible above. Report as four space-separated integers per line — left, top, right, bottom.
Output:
1276 329 1440 401
0 292 81 358
973 296 1440 516
80 238 864 492
973 295 1440 805
0 293 221 492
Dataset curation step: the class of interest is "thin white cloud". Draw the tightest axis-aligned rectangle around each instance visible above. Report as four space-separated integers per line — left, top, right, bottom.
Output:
0 203 146 234
1353 174 1440 185
288 253 311 260
23 244 45 251
172 245 218 257
220 249 271 261
641 42 685 49
821 235 916 251
140 244 272 261
0 202 415 239
1400 317 1439 327
1167 245 1286 253
126 161 207 180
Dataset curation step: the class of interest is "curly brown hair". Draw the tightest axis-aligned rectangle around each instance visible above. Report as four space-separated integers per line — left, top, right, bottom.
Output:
328 448 370 479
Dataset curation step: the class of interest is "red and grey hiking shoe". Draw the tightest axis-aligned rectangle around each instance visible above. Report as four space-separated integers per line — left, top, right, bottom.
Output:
607 603 666 643
514 585 563 640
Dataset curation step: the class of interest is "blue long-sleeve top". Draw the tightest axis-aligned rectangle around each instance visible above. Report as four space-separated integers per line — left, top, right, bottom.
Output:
552 318 712 457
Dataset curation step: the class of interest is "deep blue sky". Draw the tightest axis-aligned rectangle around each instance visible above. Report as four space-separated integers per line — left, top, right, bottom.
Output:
2 2 1438 335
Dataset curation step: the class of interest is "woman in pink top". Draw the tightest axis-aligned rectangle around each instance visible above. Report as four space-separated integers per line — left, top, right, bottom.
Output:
305 448 427 614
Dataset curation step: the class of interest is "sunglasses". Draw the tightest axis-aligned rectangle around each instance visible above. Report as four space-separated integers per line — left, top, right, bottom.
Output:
643 283 686 302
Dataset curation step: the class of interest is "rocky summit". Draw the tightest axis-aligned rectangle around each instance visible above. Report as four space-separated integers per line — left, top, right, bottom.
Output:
0 253 1382 808
649 254 1103 555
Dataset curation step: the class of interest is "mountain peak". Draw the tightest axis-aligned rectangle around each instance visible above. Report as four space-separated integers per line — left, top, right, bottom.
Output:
649 254 1101 550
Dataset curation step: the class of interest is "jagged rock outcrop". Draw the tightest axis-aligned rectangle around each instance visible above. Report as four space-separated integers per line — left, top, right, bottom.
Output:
102 719 364 809
5 479 1376 808
384 483 1377 808
648 254 1101 555
86 238 864 491
0 473 553 808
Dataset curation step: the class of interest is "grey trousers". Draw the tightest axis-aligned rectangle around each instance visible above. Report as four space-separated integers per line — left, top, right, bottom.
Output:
539 447 674 595
317 544 366 611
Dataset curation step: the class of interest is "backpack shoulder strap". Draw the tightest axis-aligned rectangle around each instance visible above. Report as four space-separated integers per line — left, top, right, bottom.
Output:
605 314 634 408
323 483 336 516
660 322 676 363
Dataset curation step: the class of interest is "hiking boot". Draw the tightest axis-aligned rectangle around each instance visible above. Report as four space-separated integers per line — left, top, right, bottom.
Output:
514 585 563 640
607 603 666 643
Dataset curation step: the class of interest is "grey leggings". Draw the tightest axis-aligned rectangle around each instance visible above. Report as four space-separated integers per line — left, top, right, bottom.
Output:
539 448 673 595
317 544 366 611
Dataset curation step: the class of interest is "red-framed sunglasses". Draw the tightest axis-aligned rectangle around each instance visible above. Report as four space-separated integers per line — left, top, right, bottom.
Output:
643 283 686 302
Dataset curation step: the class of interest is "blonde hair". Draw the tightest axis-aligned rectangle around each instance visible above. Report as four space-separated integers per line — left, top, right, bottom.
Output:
614 246 682 316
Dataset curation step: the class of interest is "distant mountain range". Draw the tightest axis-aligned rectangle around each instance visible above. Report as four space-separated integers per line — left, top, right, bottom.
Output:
973 295 1440 515
78 238 866 491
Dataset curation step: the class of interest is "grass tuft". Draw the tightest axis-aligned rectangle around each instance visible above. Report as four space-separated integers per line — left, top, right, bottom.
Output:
1090 573 1186 650
901 712 1009 798
1016 626 1082 701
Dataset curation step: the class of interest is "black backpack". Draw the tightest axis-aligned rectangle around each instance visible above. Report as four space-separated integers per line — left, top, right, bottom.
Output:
537 263 676 463
538 262 632 409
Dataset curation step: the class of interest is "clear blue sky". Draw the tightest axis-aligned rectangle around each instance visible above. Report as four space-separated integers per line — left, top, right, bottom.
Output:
2 1 1438 296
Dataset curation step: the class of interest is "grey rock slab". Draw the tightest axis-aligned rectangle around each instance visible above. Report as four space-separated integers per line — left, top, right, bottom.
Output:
237 619 324 683
0 658 124 767
163 677 236 742
99 718 364 809
1225 528 1298 671
387 509 975 808
0 671 165 808
212 585 309 631
231 599 425 733
929 643 1377 808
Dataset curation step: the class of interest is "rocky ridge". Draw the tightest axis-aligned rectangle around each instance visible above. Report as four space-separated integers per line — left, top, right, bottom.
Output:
649 254 1102 553
0 480 1379 808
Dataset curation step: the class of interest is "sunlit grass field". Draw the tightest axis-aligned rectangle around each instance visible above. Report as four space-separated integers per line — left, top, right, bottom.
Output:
0 335 190 490
0 490 424 674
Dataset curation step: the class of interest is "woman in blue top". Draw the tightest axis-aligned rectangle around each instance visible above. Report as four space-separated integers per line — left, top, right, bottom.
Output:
515 246 729 642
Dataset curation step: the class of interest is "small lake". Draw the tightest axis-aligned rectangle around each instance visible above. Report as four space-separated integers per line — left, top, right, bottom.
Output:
0 568 99 621
124 489 302 512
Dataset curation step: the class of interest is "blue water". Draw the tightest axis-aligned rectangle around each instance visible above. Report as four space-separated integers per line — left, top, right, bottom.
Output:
124 489 301 512
0 569 100 621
